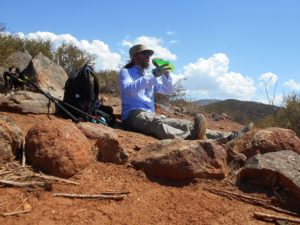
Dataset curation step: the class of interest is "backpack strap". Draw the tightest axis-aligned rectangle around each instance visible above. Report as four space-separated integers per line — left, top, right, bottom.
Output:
81 64 99 115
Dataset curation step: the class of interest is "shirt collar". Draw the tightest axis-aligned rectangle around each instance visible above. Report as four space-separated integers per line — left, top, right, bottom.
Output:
132 65 146 76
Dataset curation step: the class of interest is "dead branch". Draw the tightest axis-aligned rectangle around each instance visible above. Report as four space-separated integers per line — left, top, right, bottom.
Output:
0 179 47 188
0 202 7 208
33 174 79 185
53 192 127 200
100 190 130 195
0 171 13 176
254 211 300 224
14 197 29 212
203 187 299 217
2 209 31 217
22 140 26 167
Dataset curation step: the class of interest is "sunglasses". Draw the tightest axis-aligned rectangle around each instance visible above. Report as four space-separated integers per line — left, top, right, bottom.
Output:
140 51 152 57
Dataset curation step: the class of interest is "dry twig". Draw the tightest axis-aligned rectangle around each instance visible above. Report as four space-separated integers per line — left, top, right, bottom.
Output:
0 161 77 190
2 209 31 217
100 190 130 195
203 187 299 217
22 140 26 167
0 179 48 188
33 174 79 185
53 192 128 200
254 211 300 224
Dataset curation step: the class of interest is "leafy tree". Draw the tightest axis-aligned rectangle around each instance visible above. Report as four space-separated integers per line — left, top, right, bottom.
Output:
54 42 96 75
96 70 119 95
258 93 300 136
275 94 300 135
0 33 24 67
0 33 97 76
155 77 186 104
0 34 54 66
24 38 53 59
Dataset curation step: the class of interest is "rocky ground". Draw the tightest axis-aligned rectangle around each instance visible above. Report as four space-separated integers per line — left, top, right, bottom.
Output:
1 51 300 225
1 94 300 225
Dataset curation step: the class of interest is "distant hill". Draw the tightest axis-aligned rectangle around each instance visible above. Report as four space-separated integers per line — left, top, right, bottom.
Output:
197 99 280 124
193 99 221 106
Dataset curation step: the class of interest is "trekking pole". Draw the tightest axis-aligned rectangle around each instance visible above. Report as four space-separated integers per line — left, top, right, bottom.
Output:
5 73 80 122
24 76 82 122
5 73 107 125
22 76 108 124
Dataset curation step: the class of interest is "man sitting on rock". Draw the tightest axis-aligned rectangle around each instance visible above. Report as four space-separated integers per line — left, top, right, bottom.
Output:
119 44 252 141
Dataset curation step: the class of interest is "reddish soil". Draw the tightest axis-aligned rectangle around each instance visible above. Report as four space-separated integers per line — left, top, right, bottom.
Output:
0 98 294 225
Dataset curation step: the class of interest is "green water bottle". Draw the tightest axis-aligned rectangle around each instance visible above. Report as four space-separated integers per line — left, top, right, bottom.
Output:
152 58 175 72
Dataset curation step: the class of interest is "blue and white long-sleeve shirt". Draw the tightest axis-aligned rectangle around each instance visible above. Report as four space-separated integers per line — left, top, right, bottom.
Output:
119 65 174 120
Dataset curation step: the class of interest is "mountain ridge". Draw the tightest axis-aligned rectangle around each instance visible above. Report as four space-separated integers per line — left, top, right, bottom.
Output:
195 98 280 124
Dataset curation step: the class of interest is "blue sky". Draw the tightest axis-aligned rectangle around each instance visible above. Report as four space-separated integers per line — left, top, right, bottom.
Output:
1 0 300 104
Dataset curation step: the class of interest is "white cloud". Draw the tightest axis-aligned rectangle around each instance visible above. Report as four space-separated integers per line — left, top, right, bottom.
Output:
283 79 300 91
166 31 175 35
180 53 256 100
169 40 179 44
258 72 278 86
120 40 132 48
121 36 177 61
17 31 122 71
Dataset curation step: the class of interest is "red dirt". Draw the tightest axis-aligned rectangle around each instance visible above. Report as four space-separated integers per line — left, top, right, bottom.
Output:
0 101 291 225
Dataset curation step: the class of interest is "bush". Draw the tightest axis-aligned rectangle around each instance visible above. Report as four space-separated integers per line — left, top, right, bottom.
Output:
258 94 300 136
155 77 186 105
0 33 95 76
24 38 53 60
96 70 119 95
54 42 96 75
0 34 24 67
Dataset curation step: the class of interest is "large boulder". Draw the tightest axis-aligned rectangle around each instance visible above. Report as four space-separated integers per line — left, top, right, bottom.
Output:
0 114 24 164
25 119 94 178
77 122 129 164
0 66 7 92
238 150 300 207
0 91 56 114
95 131 129 164
131 139 228 180
28 53 68 99
228 127 300 159
77 122 117 140
5 51 32 72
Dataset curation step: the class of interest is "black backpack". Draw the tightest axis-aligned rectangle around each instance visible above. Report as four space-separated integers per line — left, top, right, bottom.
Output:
63 64 115 126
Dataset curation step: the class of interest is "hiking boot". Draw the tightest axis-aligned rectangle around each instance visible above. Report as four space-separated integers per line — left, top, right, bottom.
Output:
227 122 254 141
191 113 207 140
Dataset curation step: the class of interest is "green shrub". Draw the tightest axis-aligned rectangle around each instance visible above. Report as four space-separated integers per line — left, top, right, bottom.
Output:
258 94 300 136
0 33 95 76
155 77 186 105
24 38 53 60
0 34 24 67
96 70 119 95
54 42 96 75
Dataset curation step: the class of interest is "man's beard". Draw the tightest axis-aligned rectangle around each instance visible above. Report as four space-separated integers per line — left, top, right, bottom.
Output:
141 61 150 69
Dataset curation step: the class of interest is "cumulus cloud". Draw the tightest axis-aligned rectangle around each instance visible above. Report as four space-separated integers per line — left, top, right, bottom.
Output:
17 31 122 71
121 36 177 61
166 31 175 35
169 40 179 44
283 79 300 91
259 72 278 86
180 53 256 100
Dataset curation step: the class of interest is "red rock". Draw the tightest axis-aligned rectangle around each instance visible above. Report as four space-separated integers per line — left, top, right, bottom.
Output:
0 114 24 163
131 139 228 180
96 131 129 164
25 119 94 178
228 127 300 159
